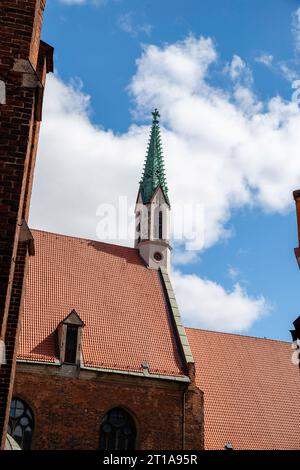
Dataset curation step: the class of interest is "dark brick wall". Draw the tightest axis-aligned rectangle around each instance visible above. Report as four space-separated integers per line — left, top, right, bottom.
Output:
185 381 204 449
294 192 300 247
0 0 50 449
14 365 204 450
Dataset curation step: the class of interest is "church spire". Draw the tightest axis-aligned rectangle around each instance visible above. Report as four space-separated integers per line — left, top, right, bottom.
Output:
135 109 171 272
140 109 170 206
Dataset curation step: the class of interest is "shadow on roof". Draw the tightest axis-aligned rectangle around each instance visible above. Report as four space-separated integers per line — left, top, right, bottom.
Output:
87 240 145 267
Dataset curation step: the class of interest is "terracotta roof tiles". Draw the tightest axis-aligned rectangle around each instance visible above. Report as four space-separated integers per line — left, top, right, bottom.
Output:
186 328 300 450
17 229 300 449
18 230 186 378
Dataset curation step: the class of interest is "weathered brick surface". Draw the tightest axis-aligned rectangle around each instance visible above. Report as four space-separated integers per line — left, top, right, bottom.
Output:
0 0 51 449
14 365 204 450
185 382 204 449
294 191 300 246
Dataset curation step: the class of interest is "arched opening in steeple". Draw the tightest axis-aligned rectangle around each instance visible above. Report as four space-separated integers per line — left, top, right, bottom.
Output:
158 210 163 240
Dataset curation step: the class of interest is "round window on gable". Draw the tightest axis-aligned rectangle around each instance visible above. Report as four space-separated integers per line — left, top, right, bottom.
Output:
153 252 163 262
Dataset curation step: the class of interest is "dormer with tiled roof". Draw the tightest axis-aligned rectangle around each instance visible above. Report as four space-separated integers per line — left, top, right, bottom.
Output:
57 309 85 366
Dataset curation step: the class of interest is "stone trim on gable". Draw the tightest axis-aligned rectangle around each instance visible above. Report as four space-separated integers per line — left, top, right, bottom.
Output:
159 267 195 379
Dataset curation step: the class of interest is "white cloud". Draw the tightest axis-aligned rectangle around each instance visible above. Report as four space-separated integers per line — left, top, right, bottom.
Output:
33 36 300 249
228 266 240 280
129 36 300 245
30 35 300 331
225 54 246 80
279 62 299 82
255 54 273 66
275 8 300 83
31 74 147 242
118 13 134 34
59 0 85 4
117 13 152 37
172 250 200 266
59 0 107 5
172 270 268 332
292 6 300 53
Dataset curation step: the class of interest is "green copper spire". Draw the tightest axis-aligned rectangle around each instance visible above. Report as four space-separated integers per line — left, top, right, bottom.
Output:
139 109 170 205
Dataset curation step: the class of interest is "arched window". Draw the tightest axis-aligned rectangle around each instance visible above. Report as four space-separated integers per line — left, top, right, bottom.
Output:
100 408 136 450
8 398 34 450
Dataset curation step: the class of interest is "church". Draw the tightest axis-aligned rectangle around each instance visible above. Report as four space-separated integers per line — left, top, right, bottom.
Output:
9 110 300 450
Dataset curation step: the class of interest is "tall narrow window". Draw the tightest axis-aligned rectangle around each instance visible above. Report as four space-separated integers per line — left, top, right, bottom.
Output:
137 222 141 244
136 211 141 244
100 408 136 450
8 398 34 450
64 325 78 364
158 211 163 239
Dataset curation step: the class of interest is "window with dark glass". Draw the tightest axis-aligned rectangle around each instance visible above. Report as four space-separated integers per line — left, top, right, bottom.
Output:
64 325 78 364
158 211 163 239
100 408 136 450
8 398 34 450
137 222 141 244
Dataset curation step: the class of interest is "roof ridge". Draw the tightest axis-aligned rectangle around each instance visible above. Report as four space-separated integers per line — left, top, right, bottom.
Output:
185 326 292 344
30 228 139 252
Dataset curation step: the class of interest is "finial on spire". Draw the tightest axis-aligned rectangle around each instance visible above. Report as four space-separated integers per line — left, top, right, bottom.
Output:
152 108 160 124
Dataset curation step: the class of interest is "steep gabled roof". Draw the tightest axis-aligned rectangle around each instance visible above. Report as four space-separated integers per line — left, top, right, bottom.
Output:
18 230 186 379
186 328 300 450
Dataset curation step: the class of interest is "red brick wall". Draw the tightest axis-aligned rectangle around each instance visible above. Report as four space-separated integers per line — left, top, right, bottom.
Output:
294 191 300 246
14 365 204 450
0 0 50 449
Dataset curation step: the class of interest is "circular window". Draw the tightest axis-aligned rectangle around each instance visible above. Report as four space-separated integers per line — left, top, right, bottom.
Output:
153 252 163 262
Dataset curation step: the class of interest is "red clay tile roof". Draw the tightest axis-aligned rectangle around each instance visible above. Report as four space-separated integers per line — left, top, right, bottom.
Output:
18 229 186 378
186 328 300 450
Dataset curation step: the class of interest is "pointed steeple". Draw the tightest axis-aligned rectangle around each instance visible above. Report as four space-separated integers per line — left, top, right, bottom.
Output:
139 109 170 205
135 109 171 271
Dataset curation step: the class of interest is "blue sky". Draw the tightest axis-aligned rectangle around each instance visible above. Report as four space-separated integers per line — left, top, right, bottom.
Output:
44 0 298 130
30 0 300 341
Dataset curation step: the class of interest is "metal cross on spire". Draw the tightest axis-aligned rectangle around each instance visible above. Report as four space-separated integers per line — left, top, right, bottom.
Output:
152 108 160 123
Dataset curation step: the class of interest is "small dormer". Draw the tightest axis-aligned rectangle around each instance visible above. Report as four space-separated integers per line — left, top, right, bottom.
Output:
57 309 85 366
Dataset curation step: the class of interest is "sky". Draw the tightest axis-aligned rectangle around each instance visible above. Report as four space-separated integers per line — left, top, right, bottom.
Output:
30 0 300 341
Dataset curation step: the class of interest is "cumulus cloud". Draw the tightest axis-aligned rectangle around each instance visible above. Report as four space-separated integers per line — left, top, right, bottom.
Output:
31 74 147 242
129 36 300 245
172 271 268 332
30 34 300 331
